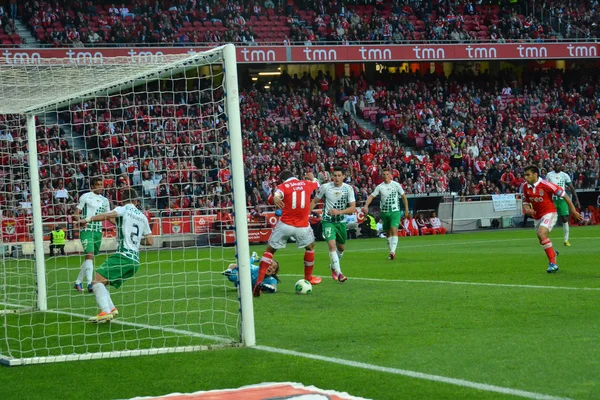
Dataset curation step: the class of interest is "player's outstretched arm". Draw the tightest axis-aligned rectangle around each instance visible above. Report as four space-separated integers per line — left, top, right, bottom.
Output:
80 210 119 225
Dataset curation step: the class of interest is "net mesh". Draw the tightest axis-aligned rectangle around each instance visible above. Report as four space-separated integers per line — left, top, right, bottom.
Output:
0 49 244 364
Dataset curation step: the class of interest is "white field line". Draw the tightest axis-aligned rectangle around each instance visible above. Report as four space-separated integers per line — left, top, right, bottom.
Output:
273 236 599 256
276 274 600 292
255 345 573 400
0 307 574 399
0 301 233 344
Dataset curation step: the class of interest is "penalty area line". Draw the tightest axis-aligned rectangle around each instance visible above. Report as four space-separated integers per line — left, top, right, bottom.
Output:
254 345 572 400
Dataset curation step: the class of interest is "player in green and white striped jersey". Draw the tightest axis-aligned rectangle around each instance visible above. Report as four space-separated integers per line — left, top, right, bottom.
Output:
79 188 153 323
310 165 356 283
362 168 409 260
74 177 110 293
545 163 580 246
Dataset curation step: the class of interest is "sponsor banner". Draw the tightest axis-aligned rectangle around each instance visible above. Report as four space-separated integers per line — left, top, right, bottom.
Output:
1 43 597 65
192 215 217 234
223 228 272 244
161 217 192 235
291 43 599 62
492 194 518 212
130 382 370 400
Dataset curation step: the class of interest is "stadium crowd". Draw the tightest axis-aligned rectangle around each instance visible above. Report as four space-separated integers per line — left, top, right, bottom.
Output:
11 0 599 47
1 61 599 228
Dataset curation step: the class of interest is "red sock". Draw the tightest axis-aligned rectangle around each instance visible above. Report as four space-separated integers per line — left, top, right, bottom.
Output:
540 238 556 264
303 250 315 279
257 252 273 284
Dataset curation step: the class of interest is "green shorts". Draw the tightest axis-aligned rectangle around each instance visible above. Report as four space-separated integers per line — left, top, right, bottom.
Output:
96 253 139 289
554 198 570 217
380 211 401 231
322 221 347 244
80 231 103 255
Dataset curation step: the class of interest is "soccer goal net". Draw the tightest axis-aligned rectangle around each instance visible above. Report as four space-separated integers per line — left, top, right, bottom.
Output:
0 44 255 366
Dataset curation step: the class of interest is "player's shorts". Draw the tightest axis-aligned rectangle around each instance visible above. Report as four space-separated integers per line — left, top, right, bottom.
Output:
96 253 140 289
80 231 103 255
268 221 314 249
380 211 401 231
321 221 347 244
553 198 570 217
534 212 558 232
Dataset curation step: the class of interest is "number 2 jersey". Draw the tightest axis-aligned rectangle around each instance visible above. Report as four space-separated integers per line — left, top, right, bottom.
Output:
114 204 152 263
521 178 565 220
275 178 320 228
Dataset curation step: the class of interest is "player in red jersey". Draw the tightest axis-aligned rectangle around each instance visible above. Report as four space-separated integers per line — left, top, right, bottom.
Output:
521 165 581 273
254 170 322 297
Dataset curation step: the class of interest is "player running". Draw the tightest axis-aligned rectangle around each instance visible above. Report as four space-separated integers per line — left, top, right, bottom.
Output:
545 163 581 247
79 188 153 323
310 165 356 283
362 168 409 260
74 177 110 292
522 165 581 273
254 170 321 297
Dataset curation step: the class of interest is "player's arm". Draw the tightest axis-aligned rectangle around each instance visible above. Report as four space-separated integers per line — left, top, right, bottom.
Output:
310 186 325 211
74 195 85 221
401 194 409 215
563 194 582 221
362 195 375 213
522 201 535 216
140 234 153 246
140 219 154 246
81 210 119 224
272 189 284 209
567 182 581 209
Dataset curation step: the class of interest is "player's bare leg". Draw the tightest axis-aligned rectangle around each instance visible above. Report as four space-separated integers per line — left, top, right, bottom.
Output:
537 227 559 273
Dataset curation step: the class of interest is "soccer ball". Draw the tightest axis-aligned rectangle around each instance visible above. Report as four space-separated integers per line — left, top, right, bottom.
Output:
295 279 312 295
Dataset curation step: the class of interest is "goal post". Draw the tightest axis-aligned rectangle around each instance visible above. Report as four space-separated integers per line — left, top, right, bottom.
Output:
0 44 254 366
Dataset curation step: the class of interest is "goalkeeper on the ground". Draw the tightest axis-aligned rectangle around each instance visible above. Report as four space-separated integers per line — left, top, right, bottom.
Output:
223 252 280 293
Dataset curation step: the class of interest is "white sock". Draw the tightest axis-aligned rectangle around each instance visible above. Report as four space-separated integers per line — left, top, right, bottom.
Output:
93 283 111 313
329 251 341 273
84 259 94 285
563 223 570 242
390 236 398 254
387 237 392 251
75 260 87 285
108 297 115 311
336 250 344 261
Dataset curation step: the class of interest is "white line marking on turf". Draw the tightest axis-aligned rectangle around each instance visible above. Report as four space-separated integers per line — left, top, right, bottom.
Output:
0 305 574 399
0 301 233 344
273 236 598 256
277 275 600 292
255 345 573 400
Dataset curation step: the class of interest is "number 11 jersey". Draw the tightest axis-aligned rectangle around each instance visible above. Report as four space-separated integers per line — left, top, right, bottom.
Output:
275 178 320 228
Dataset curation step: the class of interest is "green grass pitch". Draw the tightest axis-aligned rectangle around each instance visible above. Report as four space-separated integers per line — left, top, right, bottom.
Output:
1 226 599 400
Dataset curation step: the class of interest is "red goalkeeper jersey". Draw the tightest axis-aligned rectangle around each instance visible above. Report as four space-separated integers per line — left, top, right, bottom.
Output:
275 178 319 228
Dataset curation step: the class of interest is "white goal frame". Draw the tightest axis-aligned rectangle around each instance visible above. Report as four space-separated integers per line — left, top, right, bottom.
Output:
0 44 255 366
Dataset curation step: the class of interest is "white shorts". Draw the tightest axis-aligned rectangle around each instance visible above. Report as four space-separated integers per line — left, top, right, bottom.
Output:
534 212 558 232
268 221 314 249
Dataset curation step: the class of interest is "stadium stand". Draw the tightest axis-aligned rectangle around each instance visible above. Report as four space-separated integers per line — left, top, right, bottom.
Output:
16 0 600 46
